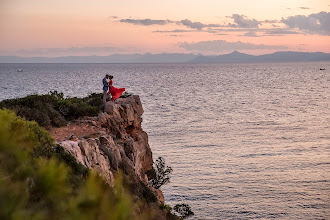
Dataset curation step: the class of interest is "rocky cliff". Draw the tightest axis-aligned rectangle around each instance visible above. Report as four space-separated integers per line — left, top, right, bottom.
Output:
50 95 164 203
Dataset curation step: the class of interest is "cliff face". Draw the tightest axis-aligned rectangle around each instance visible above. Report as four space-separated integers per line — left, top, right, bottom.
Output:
50 95 164 203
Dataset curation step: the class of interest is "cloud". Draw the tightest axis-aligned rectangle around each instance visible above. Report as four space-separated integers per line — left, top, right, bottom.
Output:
14 46 121 56
178 19 221 30
115 12 329 37
118 16 259 30
261 19 280 23
229 14 260 28
179 19 205 30
263 29 301 36
209 28 261 33
119 18 173 26
168 34 183 37
243 31 259 37
298 7 311 10
153 29 197 33
282 11 330 35
179 40 287 52
117 17 223 30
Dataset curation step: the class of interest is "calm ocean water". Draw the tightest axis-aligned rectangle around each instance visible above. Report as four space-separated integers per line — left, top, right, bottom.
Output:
0 63 329 219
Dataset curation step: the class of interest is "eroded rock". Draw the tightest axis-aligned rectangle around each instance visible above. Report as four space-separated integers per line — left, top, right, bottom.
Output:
56 95 161 203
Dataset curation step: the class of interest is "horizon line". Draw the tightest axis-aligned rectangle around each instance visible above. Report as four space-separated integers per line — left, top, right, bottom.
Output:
1 50 330 59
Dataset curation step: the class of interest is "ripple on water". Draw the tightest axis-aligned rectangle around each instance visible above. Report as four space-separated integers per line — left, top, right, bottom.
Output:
1 62 329 219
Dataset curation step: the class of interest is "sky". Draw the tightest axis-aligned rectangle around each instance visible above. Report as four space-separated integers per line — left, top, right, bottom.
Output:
1 0 330 57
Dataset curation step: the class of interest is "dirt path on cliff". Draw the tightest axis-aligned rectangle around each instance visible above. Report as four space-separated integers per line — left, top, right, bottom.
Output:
48 117 106 142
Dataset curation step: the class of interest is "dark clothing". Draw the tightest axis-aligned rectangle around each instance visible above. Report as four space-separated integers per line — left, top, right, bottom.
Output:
103 77 109 91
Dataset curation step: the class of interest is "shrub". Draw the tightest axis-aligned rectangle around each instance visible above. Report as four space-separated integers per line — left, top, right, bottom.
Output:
82 92 103 107
0 109 144 219
120 92 133 98
0 91 103 127
148 157 173 189
173 204 194 219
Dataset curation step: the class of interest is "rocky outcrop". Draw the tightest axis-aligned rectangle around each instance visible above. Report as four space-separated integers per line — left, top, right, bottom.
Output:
54 95 164 203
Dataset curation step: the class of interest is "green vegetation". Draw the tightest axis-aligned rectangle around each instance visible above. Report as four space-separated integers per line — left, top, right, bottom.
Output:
120 91 133 98
160 203 194 219
0 92 194 219
0 91 103 127
148 157 173 189
149 158 194 219
0 109 148 219
173 204 194 219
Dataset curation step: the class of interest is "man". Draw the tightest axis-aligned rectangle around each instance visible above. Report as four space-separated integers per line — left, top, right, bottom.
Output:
102 74 111 103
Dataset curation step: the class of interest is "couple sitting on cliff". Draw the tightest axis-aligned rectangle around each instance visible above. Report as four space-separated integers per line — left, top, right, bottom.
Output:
102 74 125 103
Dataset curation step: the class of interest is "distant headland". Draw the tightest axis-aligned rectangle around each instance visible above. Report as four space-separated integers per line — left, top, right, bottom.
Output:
1 51 330 63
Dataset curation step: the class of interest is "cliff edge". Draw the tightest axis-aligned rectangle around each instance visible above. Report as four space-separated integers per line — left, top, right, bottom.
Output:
49 95 164 203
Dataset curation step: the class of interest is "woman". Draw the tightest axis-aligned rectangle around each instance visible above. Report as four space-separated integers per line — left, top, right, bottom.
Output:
108 75 125 101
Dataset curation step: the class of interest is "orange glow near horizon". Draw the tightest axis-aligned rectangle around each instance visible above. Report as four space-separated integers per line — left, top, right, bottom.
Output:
1 0 329 57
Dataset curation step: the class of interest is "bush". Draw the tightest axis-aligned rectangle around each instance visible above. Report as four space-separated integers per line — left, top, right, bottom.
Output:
120 92 133 98
148 157 173 189
0 91 103 127
173 204 194 219
0 109 146 219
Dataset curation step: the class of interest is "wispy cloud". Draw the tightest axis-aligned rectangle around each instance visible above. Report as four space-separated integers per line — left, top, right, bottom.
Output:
116 15 260 30
114 12 329 37
179 40 287 52
261 19 281 24
153 29 197 33
119 18 174 26
298 7 311 10
168 34 184 37
242 31 260 37
10 46 122 57
263 29 301 36
178 19 222 30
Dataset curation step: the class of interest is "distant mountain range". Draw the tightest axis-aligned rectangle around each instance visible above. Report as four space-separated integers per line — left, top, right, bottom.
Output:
1 51 330 63
191 51 330 63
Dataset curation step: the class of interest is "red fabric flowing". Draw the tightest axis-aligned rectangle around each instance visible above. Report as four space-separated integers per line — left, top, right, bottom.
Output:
108 80 125 101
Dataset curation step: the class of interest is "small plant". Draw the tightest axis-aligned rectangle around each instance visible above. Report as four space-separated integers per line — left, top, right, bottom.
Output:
148 157 173 189
120 92 132 98
173 204 194 219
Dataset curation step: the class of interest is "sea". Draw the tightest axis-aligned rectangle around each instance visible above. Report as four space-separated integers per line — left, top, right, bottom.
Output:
0 63 329 219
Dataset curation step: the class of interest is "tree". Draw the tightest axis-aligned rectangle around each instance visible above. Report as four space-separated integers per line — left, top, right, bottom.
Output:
149 157 173 189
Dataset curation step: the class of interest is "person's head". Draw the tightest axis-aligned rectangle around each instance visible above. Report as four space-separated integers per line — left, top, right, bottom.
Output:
109 75 113 79
105 74 110 79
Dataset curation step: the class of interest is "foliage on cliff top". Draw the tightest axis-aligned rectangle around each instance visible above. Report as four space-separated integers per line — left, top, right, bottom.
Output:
0 109 149 219
0 91 103 127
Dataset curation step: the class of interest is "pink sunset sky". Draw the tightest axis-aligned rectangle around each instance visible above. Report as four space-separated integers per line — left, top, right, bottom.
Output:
1 0 329 57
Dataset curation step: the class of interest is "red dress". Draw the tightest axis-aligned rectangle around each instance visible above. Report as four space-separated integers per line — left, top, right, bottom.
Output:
108 80 125 101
